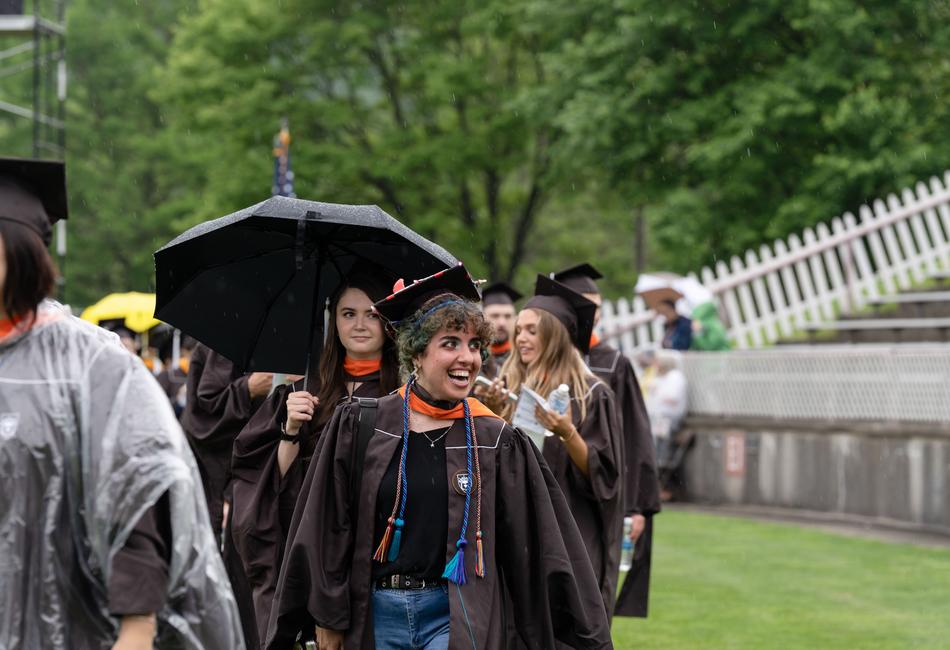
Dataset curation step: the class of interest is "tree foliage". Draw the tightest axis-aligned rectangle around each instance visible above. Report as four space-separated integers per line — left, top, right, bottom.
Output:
3 0 949 305
547 0 950 272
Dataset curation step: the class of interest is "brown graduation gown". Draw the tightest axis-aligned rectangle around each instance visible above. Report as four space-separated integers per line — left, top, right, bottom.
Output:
588 342 660 618
540 379 625 620
231 375 382 644
108 492 172 616
180 343 263 648
266 393 612 649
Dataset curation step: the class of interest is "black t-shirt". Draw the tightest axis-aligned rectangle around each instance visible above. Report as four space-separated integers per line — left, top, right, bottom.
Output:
372 428 449 581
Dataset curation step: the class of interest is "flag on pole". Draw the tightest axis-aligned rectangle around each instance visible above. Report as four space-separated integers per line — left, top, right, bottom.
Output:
272 119 295 197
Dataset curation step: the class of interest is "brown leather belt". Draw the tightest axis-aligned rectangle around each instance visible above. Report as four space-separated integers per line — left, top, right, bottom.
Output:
376 574 443 590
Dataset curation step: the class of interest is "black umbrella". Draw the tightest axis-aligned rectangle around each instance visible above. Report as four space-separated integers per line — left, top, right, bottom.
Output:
154 196 458 375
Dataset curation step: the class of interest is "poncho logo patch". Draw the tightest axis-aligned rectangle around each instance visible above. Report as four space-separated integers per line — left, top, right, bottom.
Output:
0 413 19 440
454 470 470 496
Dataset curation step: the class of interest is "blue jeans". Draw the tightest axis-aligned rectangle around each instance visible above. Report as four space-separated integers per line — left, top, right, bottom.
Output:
373 584 450 650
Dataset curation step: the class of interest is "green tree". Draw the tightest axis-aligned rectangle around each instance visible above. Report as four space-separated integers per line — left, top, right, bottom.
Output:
156 0 592 285
548 0 950 273
63 0 195 307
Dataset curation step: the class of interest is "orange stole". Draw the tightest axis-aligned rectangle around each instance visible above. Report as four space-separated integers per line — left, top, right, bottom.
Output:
397 385 500 420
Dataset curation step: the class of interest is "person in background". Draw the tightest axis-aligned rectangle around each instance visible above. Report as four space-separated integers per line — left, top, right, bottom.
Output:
689 301 731 351
552 262 660 618
646 350 690 502
656 299 692 351
479 281 522 379
156 333 195 418
0 156 244 649
102 321 139 356
485 274 625 618
181 342 272 648
267 264 612 649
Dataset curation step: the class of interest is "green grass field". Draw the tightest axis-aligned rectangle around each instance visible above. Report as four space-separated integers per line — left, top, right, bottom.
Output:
611 511 950 649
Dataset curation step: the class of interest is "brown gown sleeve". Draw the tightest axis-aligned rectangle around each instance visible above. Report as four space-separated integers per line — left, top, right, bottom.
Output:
182 345 255 445
567 384 623 504
613 359 660 516
497 426 613 649
108 492 172 616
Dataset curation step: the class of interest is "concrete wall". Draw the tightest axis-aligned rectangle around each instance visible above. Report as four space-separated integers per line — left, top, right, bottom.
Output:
682 416 950 533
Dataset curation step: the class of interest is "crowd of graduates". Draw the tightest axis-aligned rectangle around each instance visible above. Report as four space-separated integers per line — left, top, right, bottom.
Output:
0 157 660 650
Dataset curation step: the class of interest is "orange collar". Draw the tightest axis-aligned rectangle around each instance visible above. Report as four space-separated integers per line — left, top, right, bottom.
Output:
589 333 601 349
344 356 382 377
398 384 500 420
490 340 512 357
0 314 25 342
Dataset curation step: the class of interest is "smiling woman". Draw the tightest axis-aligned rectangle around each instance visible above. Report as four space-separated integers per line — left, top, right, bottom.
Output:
488 274 626 621
267 264 613 650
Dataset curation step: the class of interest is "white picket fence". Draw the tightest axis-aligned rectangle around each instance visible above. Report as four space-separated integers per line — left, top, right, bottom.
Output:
601 172 950 350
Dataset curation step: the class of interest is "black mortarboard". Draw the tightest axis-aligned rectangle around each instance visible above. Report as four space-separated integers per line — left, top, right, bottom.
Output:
0 157 67 246
524 274 597 354
551 262 603 295
481 281 522 307
373 263 481 325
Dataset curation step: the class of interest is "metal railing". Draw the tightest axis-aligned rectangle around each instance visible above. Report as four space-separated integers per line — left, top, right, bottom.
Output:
680 345 950 424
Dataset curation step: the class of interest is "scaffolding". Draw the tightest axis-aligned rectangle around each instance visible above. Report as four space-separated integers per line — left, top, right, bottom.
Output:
0 0 66 159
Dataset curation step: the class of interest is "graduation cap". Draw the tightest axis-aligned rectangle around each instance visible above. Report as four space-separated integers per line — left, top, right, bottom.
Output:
0 157 67 247
373 263 481 326
550 262 603 295
524 274 597 354
481 281 522 307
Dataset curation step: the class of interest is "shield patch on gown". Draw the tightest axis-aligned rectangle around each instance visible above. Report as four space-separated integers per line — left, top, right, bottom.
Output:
0 413 19 441
454 470 470 496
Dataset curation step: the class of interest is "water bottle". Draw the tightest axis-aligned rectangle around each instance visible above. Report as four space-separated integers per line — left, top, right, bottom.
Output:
619 516 635 572
547 383 571 415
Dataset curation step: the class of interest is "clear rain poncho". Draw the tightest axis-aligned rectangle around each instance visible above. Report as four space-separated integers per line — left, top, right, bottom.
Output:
0 302 245 649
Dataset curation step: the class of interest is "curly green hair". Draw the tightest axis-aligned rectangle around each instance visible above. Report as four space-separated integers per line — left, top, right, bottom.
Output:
395 294 494 374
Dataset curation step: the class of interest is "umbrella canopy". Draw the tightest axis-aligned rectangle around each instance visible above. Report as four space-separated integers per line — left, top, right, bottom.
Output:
635 273 716 312
80 292 160 333
672 276 714 310
154 196 458 375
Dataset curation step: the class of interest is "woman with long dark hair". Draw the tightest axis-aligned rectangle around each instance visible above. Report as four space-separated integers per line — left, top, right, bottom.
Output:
266 264 612 650
0 160 244 648
231 271 400 643
486 274 625 618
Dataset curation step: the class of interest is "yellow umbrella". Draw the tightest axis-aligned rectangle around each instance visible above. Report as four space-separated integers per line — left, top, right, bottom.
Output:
80 292 161 333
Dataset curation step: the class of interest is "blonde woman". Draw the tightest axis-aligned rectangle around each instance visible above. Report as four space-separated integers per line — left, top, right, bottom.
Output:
486 274 625 617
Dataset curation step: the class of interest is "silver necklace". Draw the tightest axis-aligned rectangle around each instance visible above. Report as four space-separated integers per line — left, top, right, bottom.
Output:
422 428 449 447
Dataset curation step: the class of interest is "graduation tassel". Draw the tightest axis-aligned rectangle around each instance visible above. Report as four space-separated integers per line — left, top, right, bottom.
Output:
373 517 395 562
470 404 486 580
444 399 476 585
475 530 485 578
374 379 413 564
387 518 405 561
443 539 468 585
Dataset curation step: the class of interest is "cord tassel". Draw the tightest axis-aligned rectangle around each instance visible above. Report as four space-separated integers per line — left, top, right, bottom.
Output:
474 531 485 578
443 540 468 585
387 518 405 562
373 517 395 562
